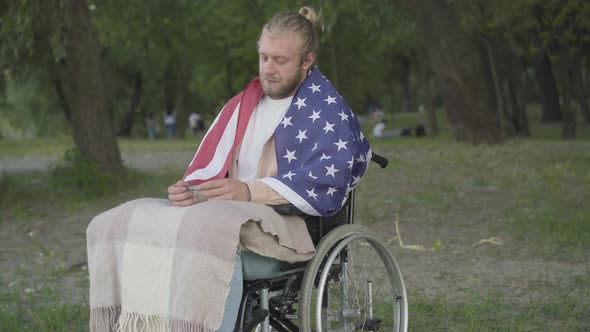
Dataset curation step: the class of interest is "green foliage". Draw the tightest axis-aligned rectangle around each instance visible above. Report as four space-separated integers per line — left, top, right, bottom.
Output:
0 1 67 71
50 147 120 199
0 75 67 139
453 0 590 58
1 0 589 140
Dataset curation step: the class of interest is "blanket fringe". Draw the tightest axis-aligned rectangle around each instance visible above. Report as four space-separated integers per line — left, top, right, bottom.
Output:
91 307 216 332
90 307 121 332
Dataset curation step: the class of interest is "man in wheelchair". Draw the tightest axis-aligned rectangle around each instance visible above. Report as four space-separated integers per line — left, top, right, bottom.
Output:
87 6 406 332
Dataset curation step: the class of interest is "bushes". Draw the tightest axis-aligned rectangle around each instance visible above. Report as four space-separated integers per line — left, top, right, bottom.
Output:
50 148 120 199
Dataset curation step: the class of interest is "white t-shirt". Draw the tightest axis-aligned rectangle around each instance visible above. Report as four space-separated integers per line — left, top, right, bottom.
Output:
164 112 176 125
189 112 201 128
373 122 385 137
238 95 293 181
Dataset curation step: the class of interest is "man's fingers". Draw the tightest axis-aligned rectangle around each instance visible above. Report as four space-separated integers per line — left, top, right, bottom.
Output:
197 179 226 191
200 187 228 200
169 181 190 194
169 190 193 201
171 197 196 207
208 194 232 201
199 179 250 201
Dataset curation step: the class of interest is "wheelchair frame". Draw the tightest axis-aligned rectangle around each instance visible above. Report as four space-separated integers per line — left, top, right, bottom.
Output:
235 153 408 332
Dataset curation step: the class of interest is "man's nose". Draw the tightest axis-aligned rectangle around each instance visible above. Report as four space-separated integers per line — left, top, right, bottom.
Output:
262 60 276 75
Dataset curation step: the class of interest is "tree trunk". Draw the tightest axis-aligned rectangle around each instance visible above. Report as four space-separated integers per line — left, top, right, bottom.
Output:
402 1 502 144
582 57 588 95
553 50 576 139
400 56 411 113
0 71 6 106
509 72 531 137
174 68 189 138
425 79 439 136
116 72 143 137
482 37 509 135
534 51 562 122
53 78 72 123
64 0 123 175
328 34 340 89
572 56 590 124
416 51 438 136
501 46 530 137
512 56 531 136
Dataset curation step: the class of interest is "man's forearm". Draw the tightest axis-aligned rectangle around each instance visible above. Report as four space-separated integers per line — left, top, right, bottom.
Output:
246 181 290 205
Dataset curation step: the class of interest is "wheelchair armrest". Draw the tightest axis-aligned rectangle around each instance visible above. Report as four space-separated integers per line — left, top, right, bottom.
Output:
273 204 306 216
371 152 389 169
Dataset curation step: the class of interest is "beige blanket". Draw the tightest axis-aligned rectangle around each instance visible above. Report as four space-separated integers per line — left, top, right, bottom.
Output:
87 198 315 332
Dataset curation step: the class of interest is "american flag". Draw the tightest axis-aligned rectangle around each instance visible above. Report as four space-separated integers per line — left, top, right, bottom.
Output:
184 67 371 217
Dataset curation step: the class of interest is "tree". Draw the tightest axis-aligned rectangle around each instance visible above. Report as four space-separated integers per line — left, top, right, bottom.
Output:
454 0 531 137
64 0 123 174
528 0 590 137
488 0 590 136
401 1 502 143
0 1 123 171
534 51 563 122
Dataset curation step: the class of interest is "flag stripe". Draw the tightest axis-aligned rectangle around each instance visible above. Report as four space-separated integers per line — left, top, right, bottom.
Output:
183 79 263 185
184 105 240 182
183 94 242 182
259 177 320 216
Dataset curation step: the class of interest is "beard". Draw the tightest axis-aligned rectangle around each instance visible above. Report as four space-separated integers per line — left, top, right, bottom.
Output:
260 70 304 99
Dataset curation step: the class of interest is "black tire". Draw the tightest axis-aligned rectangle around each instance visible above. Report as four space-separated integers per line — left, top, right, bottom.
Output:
299 224 408 331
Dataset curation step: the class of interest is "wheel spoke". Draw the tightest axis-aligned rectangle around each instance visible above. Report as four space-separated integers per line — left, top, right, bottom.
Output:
299 226 408 332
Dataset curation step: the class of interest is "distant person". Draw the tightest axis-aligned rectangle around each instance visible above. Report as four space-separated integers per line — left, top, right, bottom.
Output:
146 112 156 139
188 112 203 136
368 104 384 124
163 108 176 138
415 124 426 137
372 119 409 139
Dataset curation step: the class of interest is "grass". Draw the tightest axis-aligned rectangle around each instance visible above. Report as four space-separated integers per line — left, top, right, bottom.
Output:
1 110 589 331
0 136 202 158
410 272 590 331
356 138 590 259
0 286 89 331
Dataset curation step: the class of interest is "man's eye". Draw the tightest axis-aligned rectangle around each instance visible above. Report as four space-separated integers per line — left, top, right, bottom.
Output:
276 59 286 65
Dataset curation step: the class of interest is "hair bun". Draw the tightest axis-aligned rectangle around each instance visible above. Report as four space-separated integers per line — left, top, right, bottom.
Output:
298 6 318 25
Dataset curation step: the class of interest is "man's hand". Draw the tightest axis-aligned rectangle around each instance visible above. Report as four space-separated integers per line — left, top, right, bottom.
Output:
197 179 251 201
167 180 196 207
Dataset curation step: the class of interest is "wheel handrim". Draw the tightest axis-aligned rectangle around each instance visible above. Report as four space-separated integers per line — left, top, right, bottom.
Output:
313 233 407 332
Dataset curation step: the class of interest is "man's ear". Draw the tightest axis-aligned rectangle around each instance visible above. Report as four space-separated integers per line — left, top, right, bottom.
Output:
301 52 316 71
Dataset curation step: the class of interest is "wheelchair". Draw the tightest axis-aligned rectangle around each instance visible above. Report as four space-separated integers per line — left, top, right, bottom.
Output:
236 153 408 332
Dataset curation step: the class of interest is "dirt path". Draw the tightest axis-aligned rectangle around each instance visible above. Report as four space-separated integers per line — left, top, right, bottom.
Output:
0 151 194 174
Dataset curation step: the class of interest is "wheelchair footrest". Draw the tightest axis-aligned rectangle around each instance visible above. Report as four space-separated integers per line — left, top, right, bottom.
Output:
269 295 298 320
242 308 268 331
355 317 382 331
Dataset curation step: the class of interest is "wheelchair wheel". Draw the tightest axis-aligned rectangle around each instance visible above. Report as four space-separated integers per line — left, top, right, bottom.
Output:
299 224 408 332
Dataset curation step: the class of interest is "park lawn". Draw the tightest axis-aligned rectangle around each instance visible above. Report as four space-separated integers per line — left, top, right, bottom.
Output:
358 137 590 331
1 130 589 331
0 136 202 158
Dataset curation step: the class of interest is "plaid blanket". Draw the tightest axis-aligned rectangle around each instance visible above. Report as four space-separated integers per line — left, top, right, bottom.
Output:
87 198 314 332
